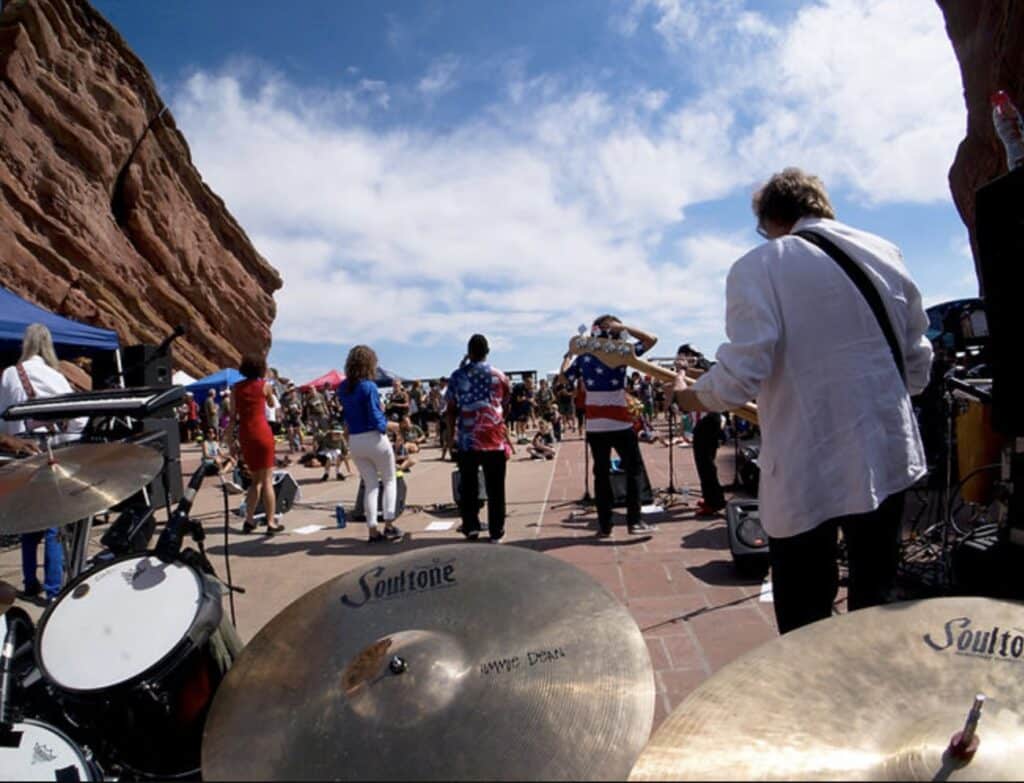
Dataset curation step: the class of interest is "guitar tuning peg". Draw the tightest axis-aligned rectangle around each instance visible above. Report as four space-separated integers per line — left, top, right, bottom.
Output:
577 324 588 336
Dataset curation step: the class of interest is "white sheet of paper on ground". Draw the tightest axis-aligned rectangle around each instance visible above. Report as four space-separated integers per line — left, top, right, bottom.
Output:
759 577 774 603
424 521 454 532
641 504 663 515
292 524 326 535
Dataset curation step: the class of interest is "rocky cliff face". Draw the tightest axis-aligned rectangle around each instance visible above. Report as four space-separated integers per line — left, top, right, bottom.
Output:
939 0 1024 285
0 0 280 377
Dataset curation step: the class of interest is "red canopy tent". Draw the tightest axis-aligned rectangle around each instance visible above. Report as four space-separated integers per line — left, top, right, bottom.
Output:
299 369 345 392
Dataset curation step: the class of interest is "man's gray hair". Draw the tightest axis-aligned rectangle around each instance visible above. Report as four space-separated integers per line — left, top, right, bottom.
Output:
752 167 836 227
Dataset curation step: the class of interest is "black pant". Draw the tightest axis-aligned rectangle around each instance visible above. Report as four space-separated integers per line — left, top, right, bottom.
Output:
456 450 507 539
693 412 724 507
587 428 643 530
768 491 905 634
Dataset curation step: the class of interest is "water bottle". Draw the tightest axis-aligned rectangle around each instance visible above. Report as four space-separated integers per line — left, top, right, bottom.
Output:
991 90 1024 170
335 504 347 528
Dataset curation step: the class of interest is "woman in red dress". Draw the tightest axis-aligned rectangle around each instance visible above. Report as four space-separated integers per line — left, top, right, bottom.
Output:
233 354 282 533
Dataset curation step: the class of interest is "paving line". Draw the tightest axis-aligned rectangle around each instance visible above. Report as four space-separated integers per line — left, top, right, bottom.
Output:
533 444 561 539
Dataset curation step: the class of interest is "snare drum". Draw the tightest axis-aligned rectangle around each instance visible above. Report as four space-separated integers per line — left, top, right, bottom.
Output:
35 554 241 778
0 718 98 781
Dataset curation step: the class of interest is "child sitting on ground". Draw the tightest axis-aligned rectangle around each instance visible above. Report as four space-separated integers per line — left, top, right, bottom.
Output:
527 420 556 460
315 427 352 481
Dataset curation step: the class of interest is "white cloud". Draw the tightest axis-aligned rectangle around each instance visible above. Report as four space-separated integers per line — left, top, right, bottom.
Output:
171 0 965 370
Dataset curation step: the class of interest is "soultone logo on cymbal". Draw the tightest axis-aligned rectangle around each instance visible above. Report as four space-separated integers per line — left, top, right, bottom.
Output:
340 558 457 608
923 616 1024 663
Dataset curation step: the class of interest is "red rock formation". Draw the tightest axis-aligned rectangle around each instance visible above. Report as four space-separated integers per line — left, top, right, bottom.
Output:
939 0 1024 286
0 0 281 377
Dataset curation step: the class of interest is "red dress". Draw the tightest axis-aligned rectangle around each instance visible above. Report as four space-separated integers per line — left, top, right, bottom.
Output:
234 378 275 470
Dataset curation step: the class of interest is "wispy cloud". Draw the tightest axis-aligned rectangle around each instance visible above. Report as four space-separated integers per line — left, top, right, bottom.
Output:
418 55 460 99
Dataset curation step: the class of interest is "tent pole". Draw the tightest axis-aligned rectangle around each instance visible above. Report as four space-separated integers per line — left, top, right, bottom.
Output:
114 348 126 388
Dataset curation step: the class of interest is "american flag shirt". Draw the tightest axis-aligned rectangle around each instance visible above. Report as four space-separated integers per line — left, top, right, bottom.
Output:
564 342 646 432
446 361 511 451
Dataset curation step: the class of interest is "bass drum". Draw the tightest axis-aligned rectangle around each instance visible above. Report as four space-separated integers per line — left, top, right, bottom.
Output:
35 554 242 779
0 718 99 781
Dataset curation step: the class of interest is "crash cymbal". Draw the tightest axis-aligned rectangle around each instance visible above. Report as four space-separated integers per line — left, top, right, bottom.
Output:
0 442 163 533
630 596 1024 781
0 581 15 615
203 543 655 781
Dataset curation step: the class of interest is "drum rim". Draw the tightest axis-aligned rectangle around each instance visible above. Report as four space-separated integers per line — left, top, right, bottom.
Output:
7 717 95 779
34 551 216 695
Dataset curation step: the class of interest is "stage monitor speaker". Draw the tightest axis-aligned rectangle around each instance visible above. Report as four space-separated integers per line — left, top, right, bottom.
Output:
272 471 300 515
609 463 654 508
975 166 1024 436
451 467 487 506
352 475 407 521
726 499 770 576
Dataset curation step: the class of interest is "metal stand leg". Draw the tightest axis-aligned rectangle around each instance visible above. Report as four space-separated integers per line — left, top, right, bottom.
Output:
67 516 94 580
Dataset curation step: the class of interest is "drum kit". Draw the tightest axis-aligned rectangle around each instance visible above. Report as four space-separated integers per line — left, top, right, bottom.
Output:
1 440 1023 781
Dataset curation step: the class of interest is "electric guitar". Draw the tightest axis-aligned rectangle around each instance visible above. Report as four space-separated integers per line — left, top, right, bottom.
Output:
681 367 760 425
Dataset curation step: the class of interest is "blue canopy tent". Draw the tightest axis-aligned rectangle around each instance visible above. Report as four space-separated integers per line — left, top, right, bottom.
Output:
186 368 244 403
0 284 119 357
373 367 402 388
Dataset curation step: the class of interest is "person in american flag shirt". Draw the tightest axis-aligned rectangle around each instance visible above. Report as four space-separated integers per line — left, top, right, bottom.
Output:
445 334 513 542
559 315 659 537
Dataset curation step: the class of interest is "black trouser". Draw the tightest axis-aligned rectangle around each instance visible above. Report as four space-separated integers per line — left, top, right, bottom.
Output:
587 428 643 530
456 450 507 539
693 412 724 507
768 491 905 634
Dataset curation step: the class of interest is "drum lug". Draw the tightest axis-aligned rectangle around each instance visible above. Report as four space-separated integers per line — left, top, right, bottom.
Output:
141 681 170 712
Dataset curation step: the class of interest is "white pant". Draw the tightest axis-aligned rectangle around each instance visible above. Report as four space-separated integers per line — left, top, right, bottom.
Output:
349 431 397 526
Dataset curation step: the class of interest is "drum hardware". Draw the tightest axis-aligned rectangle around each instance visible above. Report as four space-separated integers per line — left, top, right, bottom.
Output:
202 544 655 781
630 596 1024 781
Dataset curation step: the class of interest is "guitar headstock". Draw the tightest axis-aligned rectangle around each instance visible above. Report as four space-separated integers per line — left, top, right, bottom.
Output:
568 335 635 368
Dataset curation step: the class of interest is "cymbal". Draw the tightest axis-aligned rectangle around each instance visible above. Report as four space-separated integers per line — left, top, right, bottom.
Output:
203 543 655 781
0 442 163 533
630 596 1024 781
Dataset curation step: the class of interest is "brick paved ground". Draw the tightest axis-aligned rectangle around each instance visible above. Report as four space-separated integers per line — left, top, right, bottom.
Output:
1 419 779 735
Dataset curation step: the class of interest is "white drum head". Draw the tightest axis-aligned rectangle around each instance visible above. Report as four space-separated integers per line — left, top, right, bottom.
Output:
0 719 93 781
39 555 203 690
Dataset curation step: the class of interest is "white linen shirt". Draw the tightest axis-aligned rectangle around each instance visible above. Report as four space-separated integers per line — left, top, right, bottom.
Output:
0 355 84 435
692 217 933 539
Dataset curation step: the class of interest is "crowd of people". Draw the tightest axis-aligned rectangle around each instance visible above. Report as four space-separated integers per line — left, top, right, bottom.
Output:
0 167 938 642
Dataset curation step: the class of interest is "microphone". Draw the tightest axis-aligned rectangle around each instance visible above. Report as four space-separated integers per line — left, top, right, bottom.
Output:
155 463 207 564
156 323 187 357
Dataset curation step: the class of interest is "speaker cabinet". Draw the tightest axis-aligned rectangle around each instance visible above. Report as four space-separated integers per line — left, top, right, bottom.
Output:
726 499 770 575
451 467 487 504
609 463 654 507
352 475 407 521
272 471 299 515
91 344 172 389
975 166 1024 436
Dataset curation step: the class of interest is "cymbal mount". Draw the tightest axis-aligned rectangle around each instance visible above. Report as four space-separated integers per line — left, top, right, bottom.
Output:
389 655 408 675
948 693 985 760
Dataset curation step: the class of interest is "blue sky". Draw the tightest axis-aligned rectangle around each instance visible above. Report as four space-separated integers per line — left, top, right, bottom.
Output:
93 0 976 382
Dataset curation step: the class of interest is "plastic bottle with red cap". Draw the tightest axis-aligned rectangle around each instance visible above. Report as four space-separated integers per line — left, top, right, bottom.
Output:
991 90 1024 170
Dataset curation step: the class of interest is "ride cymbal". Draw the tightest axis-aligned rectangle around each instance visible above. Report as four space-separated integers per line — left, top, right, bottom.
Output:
0 442 163 533
630 596 1024 781
202 543 655 781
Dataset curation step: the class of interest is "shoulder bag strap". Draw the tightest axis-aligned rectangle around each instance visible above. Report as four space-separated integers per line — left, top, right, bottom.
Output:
794 230 907 387
15 363 36 399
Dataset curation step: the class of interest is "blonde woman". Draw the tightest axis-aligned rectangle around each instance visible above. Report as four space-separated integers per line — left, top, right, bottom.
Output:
338 346 401 543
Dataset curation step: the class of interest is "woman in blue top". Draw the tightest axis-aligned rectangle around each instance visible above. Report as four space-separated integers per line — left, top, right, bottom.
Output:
338 345 401 542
